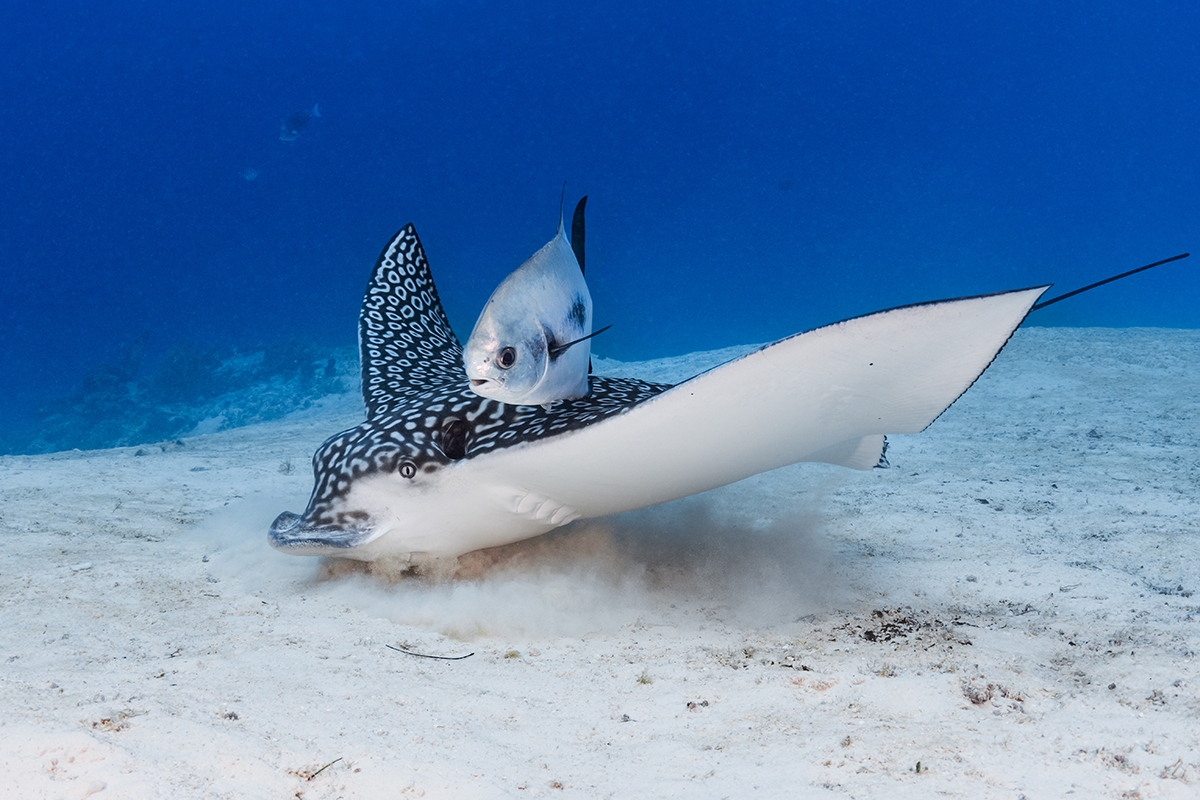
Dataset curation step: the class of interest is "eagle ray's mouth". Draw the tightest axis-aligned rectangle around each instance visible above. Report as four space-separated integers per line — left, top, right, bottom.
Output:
268 511 382 554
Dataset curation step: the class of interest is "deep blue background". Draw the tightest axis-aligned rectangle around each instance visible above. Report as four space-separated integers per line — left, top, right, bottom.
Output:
2 0 1197 437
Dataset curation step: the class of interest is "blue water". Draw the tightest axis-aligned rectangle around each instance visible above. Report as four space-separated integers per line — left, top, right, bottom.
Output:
2 1 1197 452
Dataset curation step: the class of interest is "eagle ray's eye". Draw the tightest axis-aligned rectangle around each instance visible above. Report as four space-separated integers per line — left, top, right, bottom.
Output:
399 460 417 479
497 347 517 369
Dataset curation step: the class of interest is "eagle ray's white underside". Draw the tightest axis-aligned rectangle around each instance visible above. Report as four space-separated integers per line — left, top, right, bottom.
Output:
342 286 1047 562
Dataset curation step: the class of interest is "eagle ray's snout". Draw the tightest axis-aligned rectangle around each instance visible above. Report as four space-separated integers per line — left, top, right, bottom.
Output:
269 510 302 535
268 508 385 556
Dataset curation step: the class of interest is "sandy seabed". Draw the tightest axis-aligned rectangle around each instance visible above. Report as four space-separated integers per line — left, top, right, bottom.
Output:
2 327 1198 799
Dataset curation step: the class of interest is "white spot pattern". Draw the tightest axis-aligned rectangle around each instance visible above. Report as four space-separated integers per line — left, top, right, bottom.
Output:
297 224 670 529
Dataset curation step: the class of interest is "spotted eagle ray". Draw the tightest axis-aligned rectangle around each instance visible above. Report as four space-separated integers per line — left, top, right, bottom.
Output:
270 221 1100 567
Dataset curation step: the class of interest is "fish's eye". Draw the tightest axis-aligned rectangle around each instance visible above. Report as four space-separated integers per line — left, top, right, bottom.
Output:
497 347 517 369
399 460 417 479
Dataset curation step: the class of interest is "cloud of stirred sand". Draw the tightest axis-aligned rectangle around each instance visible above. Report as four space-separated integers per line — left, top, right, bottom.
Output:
196 489 847 640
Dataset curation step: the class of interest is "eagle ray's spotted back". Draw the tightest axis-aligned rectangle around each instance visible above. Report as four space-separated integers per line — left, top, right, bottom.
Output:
359 224 464 417
299 222 673 523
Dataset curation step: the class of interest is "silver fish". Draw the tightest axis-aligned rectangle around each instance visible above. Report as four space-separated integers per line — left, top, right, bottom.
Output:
464 197 597 407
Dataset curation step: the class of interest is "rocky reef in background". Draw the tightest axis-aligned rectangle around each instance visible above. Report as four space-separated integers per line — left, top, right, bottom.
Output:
1 336 358 455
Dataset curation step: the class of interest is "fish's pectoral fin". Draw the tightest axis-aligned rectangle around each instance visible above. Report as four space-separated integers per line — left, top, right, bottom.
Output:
548 324 612 359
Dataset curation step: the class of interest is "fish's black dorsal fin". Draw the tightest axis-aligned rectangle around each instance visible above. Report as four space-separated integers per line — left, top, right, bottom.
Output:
359 224 464 417
571 195 587 274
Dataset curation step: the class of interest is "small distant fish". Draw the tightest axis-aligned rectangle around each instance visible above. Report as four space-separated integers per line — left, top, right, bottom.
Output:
241 167 259 181
279 103 320 141
464 196 602 407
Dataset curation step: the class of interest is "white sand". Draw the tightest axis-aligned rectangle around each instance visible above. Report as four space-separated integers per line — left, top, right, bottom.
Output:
2 327 1198 799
